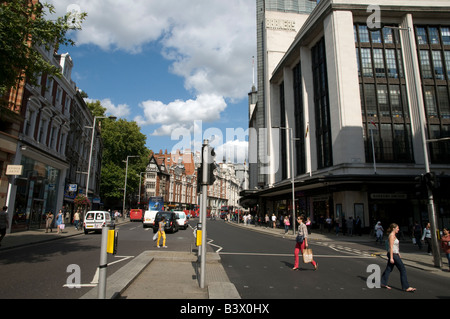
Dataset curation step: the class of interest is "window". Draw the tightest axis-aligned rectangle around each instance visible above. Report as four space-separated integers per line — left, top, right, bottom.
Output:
312 38 332 169
355 24 413 163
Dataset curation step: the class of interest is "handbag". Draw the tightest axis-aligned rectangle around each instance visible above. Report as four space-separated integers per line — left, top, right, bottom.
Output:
302 248 313 263
296 234 304 243
152 232 158 241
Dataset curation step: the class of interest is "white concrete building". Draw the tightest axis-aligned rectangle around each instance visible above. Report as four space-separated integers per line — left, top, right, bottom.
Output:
244 0 450 231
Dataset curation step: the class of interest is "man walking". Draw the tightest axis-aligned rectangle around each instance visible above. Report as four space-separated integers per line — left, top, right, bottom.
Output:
0 206 9 246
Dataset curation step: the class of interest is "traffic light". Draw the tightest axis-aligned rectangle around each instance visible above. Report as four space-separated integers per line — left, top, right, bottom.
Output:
414 174 426 198
424 172 439 189
197 145 218 193
205 145 217 185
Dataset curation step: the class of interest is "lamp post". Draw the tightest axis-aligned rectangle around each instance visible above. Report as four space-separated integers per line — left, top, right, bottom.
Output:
122 155 139 216
138 172 146 208
85 115 116 198
273 126 300 235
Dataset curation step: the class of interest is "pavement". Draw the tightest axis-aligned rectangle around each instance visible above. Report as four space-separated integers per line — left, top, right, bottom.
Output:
1 218 449 299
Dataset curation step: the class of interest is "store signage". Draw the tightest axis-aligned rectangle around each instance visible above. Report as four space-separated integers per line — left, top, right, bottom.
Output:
266 18 296 31
370 193 407 200
6 165 23 176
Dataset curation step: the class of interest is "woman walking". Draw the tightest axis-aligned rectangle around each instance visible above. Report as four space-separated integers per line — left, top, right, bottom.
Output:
55 210 64 234
381 223 416 292
157 216 167 248
45 211 54 233
293 215 317 271
440 227 450 272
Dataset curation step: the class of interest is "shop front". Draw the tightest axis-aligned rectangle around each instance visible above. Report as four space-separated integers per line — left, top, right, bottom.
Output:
12 155 62 232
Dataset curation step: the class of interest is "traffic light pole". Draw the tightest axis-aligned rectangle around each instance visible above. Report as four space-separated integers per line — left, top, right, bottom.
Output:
199 140 209 289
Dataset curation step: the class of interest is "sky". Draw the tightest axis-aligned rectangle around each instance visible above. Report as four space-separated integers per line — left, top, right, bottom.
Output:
47 0 256 164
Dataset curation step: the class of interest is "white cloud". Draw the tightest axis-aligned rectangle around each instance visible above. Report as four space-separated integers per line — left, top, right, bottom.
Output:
85 98 131 118
134 94 227 135
48 0 255 160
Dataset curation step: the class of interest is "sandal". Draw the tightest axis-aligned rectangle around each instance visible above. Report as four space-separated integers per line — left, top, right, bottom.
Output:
292 267 299 271
405 287 416 292
381 285 391 290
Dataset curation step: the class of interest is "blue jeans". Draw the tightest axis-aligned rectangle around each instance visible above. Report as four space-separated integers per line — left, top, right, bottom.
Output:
381 253 410 290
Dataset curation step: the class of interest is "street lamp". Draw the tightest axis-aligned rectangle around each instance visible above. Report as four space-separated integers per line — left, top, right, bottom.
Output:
273 126 300 235
85 115 116 198
122 155 139 215
138 172 146 208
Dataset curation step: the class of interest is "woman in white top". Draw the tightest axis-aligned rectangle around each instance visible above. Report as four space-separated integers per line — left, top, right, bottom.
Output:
381 223 416 292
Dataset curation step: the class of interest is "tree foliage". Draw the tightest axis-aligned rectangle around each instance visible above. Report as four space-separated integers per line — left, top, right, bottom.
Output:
86 101 150 207
0 0 87 95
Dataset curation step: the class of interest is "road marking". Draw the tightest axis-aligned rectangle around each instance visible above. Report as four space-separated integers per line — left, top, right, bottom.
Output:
218 252 374 258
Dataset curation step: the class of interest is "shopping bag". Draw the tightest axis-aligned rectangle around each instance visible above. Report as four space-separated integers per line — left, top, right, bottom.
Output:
302 248 313 263
60 224 65 230
152 232 158 241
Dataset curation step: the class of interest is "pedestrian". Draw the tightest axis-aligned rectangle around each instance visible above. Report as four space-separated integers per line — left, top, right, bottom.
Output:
283 215 290 236
56 210 64 234
292 215 318 271
381 223 416 292
0 206 9 247
157 216 167 248
375 221 384 244
440 228 450 272
346 217 354 236
74 210 80 230
413 221 422 249
335 218 340 236
421 223 432 255
306 217 311 234
271 214 276 229
265 214 269 228
45 211 54 233
355 216 362 236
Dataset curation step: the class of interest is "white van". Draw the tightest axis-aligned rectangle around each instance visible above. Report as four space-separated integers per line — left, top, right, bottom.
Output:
83 211 114 234
143 210 158 228
174 211 188 230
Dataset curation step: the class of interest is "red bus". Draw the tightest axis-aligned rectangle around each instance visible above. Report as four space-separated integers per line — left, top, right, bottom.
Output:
130 209 143 222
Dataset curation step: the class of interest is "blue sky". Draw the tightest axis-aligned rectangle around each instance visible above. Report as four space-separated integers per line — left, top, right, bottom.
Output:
48 0 256 163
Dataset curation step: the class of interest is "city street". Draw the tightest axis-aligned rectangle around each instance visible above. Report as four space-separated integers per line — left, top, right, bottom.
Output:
206 220 450 299
0 218 448 300
0 221 193 299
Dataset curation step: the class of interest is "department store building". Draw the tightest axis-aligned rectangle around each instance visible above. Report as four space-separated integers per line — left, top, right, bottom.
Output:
243 0 450 232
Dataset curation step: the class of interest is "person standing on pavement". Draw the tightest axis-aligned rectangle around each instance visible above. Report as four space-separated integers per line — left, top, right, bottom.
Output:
271 214 276 229
283 215 290 236
56 210 64 234
413 221 422 250
440 228 450 272
380 223 416 292
375 221 384 244
292 215 318 271
45 211 54 233
0 206 9 246
73 210 80 230
157 216 167 248
421 223 432 255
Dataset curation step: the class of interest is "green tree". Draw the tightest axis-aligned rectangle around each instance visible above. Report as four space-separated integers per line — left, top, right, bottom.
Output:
86 100 150 208
0 0 87 95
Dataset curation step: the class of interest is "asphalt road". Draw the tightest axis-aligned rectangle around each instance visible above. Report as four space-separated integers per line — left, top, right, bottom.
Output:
205 220 450 299
0 221 193 299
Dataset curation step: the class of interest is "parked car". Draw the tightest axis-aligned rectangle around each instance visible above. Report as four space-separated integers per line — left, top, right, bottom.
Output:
152 211 179 233
174 211 188 230
83 211 114 234
143 210 158 228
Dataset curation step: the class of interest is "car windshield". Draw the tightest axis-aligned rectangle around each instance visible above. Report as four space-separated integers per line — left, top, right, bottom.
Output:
157 212 173 220
176 212 186 218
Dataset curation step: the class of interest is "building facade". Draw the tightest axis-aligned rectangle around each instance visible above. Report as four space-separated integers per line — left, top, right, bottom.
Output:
244 0 450 232
2 45 99 232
